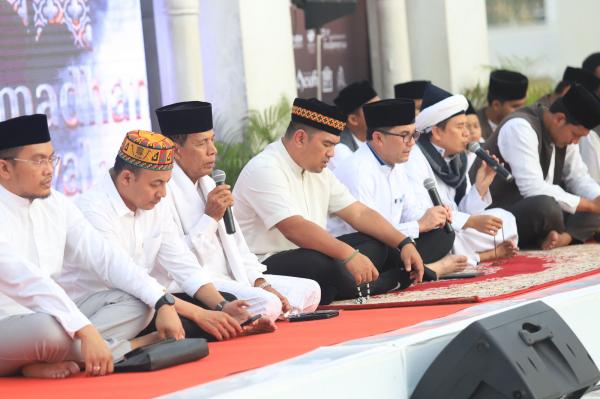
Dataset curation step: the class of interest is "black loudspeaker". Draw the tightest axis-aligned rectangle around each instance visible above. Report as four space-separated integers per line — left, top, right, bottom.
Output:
412 301 600 399
291 0 357 29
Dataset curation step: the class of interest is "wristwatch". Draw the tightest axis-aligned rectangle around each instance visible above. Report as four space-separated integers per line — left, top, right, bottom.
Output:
397 236 416 253
154 293 175 311
214 300 230 312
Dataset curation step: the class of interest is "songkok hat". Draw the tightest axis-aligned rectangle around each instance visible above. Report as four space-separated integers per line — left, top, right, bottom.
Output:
363 99 415 129
556 84 600 130
416 91 468 132
488 69 529 101
562 66 600 93
394 80 430 100
582 52 600 73
291 98 346 135
0 114 50 151
118 130 174 171
334 81 378 116
155 101 213 136
466 99 477 115
421 84 453 110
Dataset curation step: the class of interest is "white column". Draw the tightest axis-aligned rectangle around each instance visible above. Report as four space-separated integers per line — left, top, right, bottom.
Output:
367 0 412 99
237 0 297 112
153 0 205 104
405 0 490 93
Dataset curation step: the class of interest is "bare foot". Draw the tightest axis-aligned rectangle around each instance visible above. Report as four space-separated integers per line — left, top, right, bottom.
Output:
479 240 519 262
428 255 469 277
242 317 277 335
21 361 80 379
541 230 572 250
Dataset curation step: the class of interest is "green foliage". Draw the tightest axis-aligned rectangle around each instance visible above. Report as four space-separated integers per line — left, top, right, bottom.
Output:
461 55 555 108
214 96 291 186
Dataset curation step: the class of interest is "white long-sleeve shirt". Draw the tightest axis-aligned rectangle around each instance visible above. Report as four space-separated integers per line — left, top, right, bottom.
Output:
0 184 164 336
404 144 491 229
579 129 600 184
58 173 211 300
497 118 600 214
165 164 265 286
328 133 366 171
328 144 424 238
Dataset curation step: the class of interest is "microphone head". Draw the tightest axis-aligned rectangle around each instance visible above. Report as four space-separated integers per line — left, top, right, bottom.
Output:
423 177 437 191
212 169 226 184
467 141 481 153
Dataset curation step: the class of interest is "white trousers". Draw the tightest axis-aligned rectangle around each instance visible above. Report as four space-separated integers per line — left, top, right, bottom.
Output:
453 208 519 265
214 275 321 322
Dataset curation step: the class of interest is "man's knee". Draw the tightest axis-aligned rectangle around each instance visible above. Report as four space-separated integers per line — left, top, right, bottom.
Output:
252 289 282 322
26 314 74 362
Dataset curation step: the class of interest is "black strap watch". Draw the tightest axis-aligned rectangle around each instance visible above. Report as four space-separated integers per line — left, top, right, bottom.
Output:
397 236 416 253
154 293 175 311
214 300 229 312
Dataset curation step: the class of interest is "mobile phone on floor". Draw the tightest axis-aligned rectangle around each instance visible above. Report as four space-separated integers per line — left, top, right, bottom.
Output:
288 310 339 322
439 272 482 280
241 314 262 327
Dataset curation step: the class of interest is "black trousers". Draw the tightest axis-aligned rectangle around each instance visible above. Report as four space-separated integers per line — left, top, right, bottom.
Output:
264 231 453 305
504 195 600 248
415 227 455 264
136 292 237 342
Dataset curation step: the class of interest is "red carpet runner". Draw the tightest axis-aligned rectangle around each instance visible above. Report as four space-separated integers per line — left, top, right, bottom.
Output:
0 304 470 399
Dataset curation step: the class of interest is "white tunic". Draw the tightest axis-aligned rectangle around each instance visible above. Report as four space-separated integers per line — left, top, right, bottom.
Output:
165 164 320 318
58 173 211 300
579 129 600 185
233 139 356 260
0 185 164 336
404 143 518 265
328 133 366 171
328 144 423 238
498 119 600 213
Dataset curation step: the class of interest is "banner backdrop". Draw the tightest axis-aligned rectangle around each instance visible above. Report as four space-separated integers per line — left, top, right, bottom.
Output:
291 0 370 103
0 0 150 196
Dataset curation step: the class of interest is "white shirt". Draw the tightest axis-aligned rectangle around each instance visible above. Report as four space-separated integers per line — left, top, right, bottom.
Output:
165 164 266 286
58 173 210 300
328 144 423 238
404 143 491 229
328 133 366 171
233 139 356 259
497 118 600 214
0 185 164 336
579 129 600 184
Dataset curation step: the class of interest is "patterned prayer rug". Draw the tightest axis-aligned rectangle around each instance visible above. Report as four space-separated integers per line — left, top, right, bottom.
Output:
320 243 600 310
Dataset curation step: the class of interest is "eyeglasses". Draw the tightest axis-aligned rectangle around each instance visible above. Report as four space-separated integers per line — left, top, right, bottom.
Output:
377 129 421 143
3 156 61 168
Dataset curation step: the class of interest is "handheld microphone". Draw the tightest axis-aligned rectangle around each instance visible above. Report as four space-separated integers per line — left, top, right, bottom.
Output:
467 142 513 182
423 178 454 234
211 169 236 235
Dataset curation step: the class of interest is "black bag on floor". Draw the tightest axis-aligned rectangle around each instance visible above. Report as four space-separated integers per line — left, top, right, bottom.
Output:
115 338 209 372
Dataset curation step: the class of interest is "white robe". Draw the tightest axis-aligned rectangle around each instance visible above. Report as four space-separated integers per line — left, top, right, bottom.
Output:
403 144 518 265
165 164 320 320
579 130 600 185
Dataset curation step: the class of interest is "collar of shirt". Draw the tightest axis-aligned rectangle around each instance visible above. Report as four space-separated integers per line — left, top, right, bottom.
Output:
0 183 32 215
275 139 304 176
488 119 498 132
366 141 395 170
101 172 135 218
430 141 458 164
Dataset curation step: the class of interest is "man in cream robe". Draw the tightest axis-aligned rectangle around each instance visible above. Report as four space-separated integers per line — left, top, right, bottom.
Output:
405 84 519 265
156 101 320 321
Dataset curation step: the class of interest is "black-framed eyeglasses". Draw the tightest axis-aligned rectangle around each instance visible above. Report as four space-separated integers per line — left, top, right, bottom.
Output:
376 129 421 143
3 155 61 168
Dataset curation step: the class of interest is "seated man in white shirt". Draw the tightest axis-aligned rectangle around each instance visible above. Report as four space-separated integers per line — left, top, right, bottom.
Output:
59 130 261 342
154 101 320 321
0 115 183 379
405 84 519 266
329 98 468 279
471 84 600 249
233 98 424 305
328 81 379 171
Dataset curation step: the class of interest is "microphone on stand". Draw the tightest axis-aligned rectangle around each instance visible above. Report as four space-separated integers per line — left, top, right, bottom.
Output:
211 169 236 235
467 142 513 182
423 178 453 234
